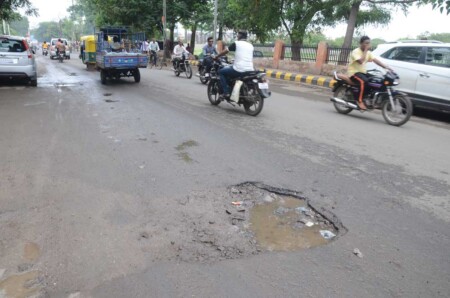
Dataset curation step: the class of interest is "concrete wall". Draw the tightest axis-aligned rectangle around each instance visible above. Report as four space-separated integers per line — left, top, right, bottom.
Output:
254 58 348 77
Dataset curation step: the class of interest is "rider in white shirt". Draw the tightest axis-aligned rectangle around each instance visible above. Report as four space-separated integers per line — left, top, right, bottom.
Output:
149 38 160 65
172 40 189 70
215 31 254 99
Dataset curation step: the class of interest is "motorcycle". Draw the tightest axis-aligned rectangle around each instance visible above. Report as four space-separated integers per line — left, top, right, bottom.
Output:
330 70 413 126
206 63 271 116
173 53 193 79
42 48 48 56
58 50 65 63
197 56 228 84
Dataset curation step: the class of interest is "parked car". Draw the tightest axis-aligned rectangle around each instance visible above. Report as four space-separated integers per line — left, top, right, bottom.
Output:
367 40 450 112
50 38 71 60
0 35 37 86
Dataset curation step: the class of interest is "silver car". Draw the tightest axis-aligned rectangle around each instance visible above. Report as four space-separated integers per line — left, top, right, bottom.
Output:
0 35 37 86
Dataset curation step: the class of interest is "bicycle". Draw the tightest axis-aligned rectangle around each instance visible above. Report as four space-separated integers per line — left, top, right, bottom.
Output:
149 51 167 70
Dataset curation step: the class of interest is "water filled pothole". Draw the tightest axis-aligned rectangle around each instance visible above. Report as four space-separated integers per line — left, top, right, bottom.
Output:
226 182 345 252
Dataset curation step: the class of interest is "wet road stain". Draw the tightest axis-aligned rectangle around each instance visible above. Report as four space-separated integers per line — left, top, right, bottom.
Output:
103 93 112 97
105 99 119 103
176 140 199 151
249 196 335 251
176 140 199 163
23 242 40 261
0 271 41 298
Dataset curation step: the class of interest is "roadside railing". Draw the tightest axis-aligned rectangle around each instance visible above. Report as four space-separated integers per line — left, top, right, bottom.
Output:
326 47 353 65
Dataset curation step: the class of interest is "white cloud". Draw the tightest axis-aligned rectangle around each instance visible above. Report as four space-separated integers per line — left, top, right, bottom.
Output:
324 4 450 41
28 0 73 28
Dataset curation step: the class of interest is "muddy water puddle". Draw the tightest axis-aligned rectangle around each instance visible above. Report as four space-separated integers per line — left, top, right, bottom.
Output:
250 197 332 251
227 183 342 252
23 242 40 262
0 271 41 298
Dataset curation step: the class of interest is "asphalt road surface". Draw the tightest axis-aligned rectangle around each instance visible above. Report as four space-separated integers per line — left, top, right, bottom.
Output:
0 55 449 298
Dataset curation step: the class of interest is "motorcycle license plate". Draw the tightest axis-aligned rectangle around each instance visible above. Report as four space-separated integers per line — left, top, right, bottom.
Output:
258 82 269 89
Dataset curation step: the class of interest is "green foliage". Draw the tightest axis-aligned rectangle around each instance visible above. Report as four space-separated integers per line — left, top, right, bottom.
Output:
424 0 450 14
9 15 29 36
0 0 37 21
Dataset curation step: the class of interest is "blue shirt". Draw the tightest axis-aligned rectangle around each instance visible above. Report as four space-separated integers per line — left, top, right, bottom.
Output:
202 44 217 56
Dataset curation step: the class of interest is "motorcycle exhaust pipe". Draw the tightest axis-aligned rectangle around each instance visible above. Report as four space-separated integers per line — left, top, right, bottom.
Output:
330 97 358 109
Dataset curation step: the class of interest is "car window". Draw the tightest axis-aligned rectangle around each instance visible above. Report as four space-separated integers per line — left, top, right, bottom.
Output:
0 38 26 53
425 47 450 68
381 46 422 63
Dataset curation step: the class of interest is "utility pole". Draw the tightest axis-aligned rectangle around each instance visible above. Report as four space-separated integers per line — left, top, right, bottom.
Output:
2 19 6 35
7 23 11 35
213 0 218 43
163 0 166 41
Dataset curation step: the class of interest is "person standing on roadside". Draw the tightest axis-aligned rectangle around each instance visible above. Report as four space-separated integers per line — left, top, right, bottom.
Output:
141 39 149 55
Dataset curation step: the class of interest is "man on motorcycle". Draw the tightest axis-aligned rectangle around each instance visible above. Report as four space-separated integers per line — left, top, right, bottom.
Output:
348 36 392 110
215 31 254 100
42 41 48 51
56 39 66 56
201 37 218 77
172 40 189 70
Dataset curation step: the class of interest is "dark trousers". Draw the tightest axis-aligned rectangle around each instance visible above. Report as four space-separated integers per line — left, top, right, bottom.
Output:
351 72 369 103
218 66 241 95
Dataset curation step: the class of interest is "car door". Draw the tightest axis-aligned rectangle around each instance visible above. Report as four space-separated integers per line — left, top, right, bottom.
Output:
378 46 424 95
414 46 450 109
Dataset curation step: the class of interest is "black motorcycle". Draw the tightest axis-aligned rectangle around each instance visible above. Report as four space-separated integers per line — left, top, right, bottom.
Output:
207 64 271 116
58 50 65 63
198 56 228 84
330 70 413 126
173 53 193 79
42 49 48 56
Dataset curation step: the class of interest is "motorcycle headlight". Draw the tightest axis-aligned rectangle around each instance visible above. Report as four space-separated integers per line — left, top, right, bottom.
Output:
393 80 399 86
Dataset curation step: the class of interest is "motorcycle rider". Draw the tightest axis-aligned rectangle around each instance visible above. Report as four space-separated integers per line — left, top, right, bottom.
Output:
348 36 392 110
201 37 218 77
42 41 49 54
215 31 254 100
172 40 189 70
56 38 66 57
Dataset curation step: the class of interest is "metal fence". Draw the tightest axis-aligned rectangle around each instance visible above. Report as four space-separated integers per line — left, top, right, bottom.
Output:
284 45 317 61
253 44 275 58
326 47 353 65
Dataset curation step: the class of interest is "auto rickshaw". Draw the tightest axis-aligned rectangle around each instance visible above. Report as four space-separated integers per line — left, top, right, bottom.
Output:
80 35 96 70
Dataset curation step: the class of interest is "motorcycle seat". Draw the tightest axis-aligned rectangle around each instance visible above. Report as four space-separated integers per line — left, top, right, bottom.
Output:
238 71 261 80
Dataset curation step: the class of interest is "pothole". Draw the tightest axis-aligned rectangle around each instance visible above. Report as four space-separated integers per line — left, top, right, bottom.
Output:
103 93 112 97
226 182 345 252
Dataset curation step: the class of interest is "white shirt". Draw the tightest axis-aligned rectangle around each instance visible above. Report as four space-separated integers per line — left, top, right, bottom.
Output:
149 41 159 52
173 45 188 58
141 41 149 51
229 40 254 72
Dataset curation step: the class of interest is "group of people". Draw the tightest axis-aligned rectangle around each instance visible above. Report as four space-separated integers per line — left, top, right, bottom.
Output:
41 39 67 54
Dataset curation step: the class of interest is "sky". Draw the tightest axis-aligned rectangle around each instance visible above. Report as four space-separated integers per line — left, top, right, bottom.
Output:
26 0 450 41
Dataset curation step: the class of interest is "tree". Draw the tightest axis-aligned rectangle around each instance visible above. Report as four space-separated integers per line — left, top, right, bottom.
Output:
0 0 37 21
9 15 29 36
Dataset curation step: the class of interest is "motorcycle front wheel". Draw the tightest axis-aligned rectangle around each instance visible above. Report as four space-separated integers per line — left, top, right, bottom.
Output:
333 86 353 114
382 94 413 126
199 68 208 84
185 64 193 79
207 80 221 106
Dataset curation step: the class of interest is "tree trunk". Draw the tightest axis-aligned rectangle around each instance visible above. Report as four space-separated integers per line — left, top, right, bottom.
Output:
218 25 223 41
164 24 175 59
290 40 303 61
339 0 361 65
190 23 197 55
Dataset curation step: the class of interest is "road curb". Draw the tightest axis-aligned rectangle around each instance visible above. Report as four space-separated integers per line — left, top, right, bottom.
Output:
263 69 336 88
189 60 336 88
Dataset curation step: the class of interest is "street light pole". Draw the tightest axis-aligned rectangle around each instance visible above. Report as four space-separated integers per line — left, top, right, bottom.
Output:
213 0 218 43
163 0 166 41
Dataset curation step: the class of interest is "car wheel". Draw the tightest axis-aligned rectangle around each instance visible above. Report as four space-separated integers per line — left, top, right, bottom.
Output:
30 79 37 87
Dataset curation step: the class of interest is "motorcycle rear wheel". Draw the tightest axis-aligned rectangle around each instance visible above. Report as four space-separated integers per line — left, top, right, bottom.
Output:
382 94 413 126
242 84 264 116
333 86 353 114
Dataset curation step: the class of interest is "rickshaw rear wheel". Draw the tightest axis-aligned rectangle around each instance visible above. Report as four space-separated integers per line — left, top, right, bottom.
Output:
100 69 107 85
133 69 141 83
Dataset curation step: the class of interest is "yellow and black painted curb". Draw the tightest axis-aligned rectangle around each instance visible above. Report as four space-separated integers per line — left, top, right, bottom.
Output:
188 60 335 88
263 69 336 88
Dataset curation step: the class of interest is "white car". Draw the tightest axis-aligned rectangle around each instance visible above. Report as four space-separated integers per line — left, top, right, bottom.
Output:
368 41 450 112
50 38 71 60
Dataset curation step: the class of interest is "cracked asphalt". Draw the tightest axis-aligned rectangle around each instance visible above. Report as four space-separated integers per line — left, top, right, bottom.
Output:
0 54 449 298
